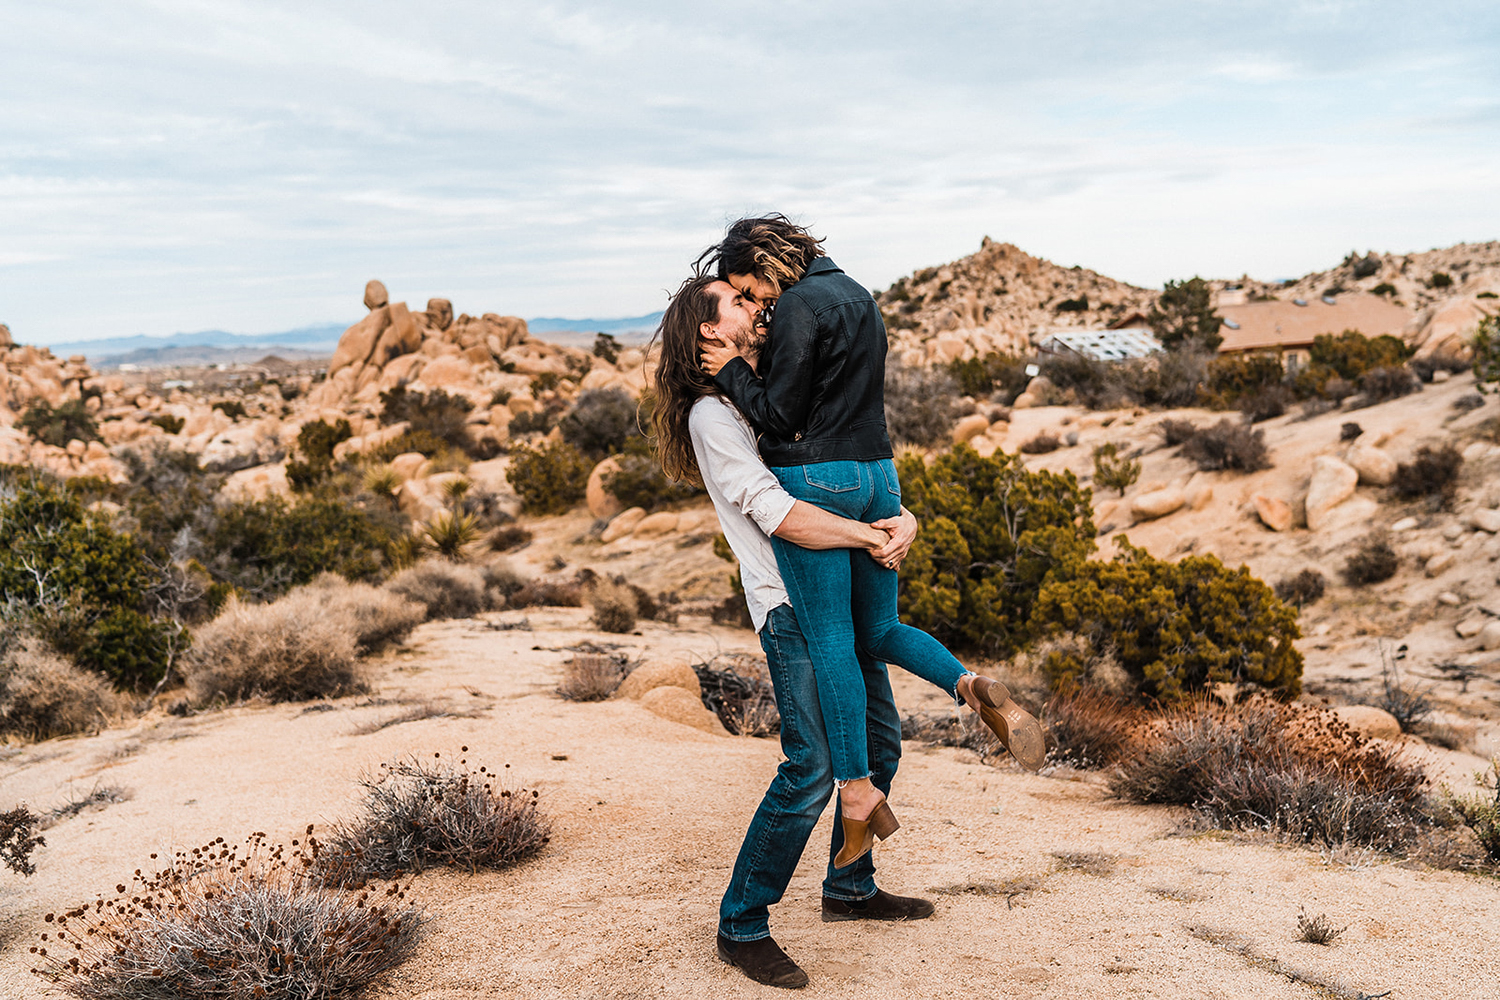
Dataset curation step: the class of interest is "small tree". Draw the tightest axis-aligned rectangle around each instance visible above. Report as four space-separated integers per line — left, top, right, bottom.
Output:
1091 443 1140 496
506 441 592 515
1147 277 1223 352
1473 314 1500 388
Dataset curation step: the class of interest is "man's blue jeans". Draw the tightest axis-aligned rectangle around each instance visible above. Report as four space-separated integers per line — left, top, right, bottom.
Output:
769 458 968 782
718 602 903 942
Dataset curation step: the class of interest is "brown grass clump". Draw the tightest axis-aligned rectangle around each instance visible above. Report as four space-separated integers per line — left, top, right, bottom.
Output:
1110 697 1431 852
0 640 122 741
1295 908 1347 945
32 831 421 998
557 653 628 702
588 579 638 634
1043 687 1141 769
185 593 365 704
318 753 550 885
299 574 426 653
384 559 486 620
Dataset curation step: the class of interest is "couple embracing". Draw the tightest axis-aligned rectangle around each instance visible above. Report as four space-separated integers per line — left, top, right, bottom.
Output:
650 216 1045 989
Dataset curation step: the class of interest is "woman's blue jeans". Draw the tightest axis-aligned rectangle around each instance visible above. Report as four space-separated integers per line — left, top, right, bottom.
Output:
769 458 969 782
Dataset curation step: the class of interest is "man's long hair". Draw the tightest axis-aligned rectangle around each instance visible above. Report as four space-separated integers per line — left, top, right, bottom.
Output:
695 214 825 298
651 274 722 486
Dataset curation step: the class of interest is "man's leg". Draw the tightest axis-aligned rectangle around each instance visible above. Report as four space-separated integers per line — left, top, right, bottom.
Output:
718 604 832 987
821 655 935 922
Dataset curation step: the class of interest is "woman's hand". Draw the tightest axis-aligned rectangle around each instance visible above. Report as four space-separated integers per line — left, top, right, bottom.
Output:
699 333 743 377
868 506 918 571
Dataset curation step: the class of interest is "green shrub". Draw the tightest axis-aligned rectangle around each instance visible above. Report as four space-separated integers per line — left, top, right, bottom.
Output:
603 450 703 511
422 510 480 559
506 441 591 515
1032 540 1302 702
0 805 45 875
1428 271 1453 289
896 444 1095 654
287 418 352 492
378 386 476 455
1054 295 1088 312
530 372 562 394
559 387 641 458
1091 442 1140 496
150 413 185 435
370 428 453 463
1371 282 1396 297
18 399 98 447
1442 760 1500 863
1203 352 1284 408
1295 330 1412 397
593 333 621 364
885 363 959 447
507 410 555 437
1147 277 1223 351
947 352 1031 401
212 400 248 420
1473 314 1500 386
204 495 394 597
1042 348 1210 410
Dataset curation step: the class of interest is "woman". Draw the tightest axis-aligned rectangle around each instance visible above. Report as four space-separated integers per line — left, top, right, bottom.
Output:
699 216 1045 867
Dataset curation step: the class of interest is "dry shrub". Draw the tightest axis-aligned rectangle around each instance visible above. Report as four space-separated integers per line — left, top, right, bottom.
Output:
1391 443 1463 502
1296 909 1347 945
33 832 421 998
1 640 122 742
508 576 585 609
1110 697 1431 851
487 524 534 552
185 593 364 704
557 653 628 702
693 655 779 736
318 755 550 885
1440 759 1500 864
1157 418 1199 446
1357 364 1418 402
384 559 486 621
588 579 637 634
1043 687 1141 769
299 574 425 653
478 560 526 607
1274 569 1326 608
1343 536 1398 585
1179 419 1271 472
1020 432 1061 454
2 806 45 876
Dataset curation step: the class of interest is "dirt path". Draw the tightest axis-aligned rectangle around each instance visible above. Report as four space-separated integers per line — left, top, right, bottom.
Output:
3 609 1497 999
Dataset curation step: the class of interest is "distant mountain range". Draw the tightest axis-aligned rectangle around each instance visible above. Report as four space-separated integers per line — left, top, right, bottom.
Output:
45 311 665 367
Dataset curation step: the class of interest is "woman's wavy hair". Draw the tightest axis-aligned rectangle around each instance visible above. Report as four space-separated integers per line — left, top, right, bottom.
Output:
651 274 723 486
696 214 825 298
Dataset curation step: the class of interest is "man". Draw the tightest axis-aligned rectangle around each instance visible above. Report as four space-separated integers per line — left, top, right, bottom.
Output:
651 275 935 990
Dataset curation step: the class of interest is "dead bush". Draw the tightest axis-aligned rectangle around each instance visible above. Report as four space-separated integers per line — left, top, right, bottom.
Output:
1343 535 1399 585
33 832 421 998
1274 569 1326 608
1043 687 1141 769
318 754 550 884
508 575 585 609
1358 364 1419 402
1295 908 1347 945
2 806 45 876
487 524 534 552
1179 419 1271 472
1157 418 1199 447
1020 432 1061 454
479 560 526 607
0 639 122 741
384 560 486 621
299 574 426 653
557 653 629 702
1110 697 1431 851
185 593 365 704
587 579 638 634
693 655 780 736
885 362 960 448
1390 443 1463 503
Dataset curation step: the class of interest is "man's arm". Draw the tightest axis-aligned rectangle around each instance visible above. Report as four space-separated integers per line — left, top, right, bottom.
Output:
772 499 886 551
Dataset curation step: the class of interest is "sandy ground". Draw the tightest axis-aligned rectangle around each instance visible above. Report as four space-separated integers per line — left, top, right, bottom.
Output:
3 607 1498 1000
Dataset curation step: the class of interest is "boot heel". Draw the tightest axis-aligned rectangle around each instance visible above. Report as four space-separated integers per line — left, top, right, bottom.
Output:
870 801 900 840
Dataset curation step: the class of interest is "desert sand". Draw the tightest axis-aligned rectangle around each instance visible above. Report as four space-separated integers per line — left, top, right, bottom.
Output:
4 605 1497 1000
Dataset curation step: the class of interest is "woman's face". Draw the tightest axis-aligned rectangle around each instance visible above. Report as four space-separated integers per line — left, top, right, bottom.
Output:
727 273 779 309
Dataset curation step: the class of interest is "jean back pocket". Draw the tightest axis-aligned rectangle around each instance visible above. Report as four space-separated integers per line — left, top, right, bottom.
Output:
801 461 861 493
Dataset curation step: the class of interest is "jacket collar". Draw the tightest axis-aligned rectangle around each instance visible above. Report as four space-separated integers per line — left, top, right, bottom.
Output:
803 257 842 278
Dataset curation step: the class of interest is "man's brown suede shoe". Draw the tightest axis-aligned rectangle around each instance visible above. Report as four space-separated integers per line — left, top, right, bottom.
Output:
821 888 936 922
716 933 809 989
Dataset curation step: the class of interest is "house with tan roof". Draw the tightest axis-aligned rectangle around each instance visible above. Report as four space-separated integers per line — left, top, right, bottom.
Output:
1216 293 1413 369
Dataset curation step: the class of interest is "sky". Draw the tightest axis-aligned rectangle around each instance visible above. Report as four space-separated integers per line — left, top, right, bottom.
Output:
1 1 1498 344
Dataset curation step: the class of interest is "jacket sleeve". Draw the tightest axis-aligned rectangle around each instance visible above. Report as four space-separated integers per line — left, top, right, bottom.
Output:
711 291 818 439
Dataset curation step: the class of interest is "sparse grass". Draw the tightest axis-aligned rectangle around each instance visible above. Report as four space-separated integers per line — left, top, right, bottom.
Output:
348 701 488 736
1343 536 1398 585
185 593 365 704
1110 697 1432 852
384 560 487 621
0 640 122 741
557 654 628 702
1051 851 1117 876
32 832 422 999
1373 642 1432 732
929 874 1043 909
1441 758 1500 864
1295 908 1347 945
45 785 131 827
317 754 551 885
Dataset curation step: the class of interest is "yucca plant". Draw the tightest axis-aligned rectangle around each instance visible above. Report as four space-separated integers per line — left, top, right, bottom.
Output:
440 476 472 509
363 464 401 499
423 510 480 560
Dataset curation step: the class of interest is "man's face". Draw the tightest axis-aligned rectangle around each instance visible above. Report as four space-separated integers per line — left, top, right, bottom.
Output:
706 281 767 354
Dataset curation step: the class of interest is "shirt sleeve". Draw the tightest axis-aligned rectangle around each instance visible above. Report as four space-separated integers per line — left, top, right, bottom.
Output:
711 290 818 439
689 401 796 536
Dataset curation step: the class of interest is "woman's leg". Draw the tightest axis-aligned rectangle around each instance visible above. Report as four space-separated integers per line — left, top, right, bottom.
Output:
767 461 876 789
849 459 969 699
